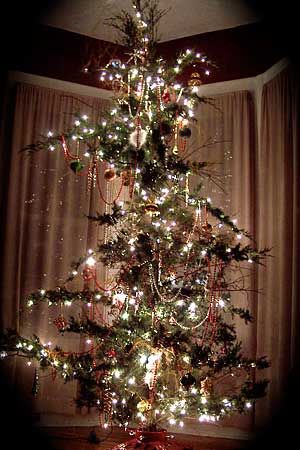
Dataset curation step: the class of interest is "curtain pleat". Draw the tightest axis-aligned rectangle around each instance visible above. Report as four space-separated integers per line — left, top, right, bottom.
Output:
197 91 256 431
256 67 300 427
0 82 110 415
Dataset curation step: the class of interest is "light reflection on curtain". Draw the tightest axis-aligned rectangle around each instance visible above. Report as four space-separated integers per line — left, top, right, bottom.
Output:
196 91 256 431
256 67 300 428
0 82 110 416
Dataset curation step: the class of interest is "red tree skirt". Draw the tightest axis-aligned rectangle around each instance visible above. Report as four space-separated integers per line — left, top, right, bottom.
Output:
111 431 193 450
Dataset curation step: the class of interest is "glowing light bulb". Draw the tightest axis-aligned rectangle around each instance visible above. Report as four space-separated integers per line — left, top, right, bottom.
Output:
139 354 148 364
114 369 121 379
86 256 96 267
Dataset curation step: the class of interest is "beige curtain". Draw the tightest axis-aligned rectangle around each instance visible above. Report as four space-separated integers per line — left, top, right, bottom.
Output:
256 67 300 427
196 91 256 432
0 82 110 416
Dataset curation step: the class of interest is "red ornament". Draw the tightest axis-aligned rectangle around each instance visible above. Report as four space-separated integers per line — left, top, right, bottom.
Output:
162 89 171 103
106 349 116 358
53 315 67 331
82 267 95 281
104 168 117 181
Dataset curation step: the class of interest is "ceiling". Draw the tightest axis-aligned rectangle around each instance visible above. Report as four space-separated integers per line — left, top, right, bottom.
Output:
39 0 261 43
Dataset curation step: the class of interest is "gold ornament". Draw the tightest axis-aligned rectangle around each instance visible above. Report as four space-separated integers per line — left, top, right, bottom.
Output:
200 377 213 395
145 202 159 215
104 168 117 181
137 399 151 413
121 169 132 186
188 72 202 87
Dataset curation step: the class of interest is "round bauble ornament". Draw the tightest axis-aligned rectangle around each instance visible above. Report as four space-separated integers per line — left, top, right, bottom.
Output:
53 315 67 331
162 89 171 103
160 121 172 136
106 348 116 358
188 72 202 87
180 372 196 389
137 399 151 413
70 160 84 173
104 167 117 181
179 127 192 138
145 202 159 216
202 223 213 234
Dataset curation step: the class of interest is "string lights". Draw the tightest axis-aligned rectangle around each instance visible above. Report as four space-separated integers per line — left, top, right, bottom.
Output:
0 0 270 437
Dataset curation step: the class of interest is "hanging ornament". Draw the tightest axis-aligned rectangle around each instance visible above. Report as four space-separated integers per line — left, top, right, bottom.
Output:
106 348 117 358
145 201 159 216
121 169 132 186
201 223 213 234
104 167 117 181
162 88 171 103
179 127 192 138
108 58 122 68
129 128 147 149
180 372 196 390
137 399 151 413
53 315 67 331
82 267 95 281
160 121 172 136
188 72 202 87
173 124 179 155
70 160 84 173
200 377 213 395
32 368 40 396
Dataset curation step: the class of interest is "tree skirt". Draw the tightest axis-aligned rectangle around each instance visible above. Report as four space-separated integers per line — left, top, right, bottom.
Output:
110 430 194 450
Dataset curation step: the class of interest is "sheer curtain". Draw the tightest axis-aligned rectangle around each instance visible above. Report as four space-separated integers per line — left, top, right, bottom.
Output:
256 66 300 427
0 82 111 416
196 91 257 432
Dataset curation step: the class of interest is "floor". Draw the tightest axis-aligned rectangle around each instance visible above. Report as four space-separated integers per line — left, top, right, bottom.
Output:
38 427 249 450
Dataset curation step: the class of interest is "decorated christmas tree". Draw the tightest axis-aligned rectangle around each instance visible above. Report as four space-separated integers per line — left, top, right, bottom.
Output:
1 1 269 447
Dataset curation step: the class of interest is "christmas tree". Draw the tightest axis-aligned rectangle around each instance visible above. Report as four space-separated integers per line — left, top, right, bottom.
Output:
1 0 269 439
